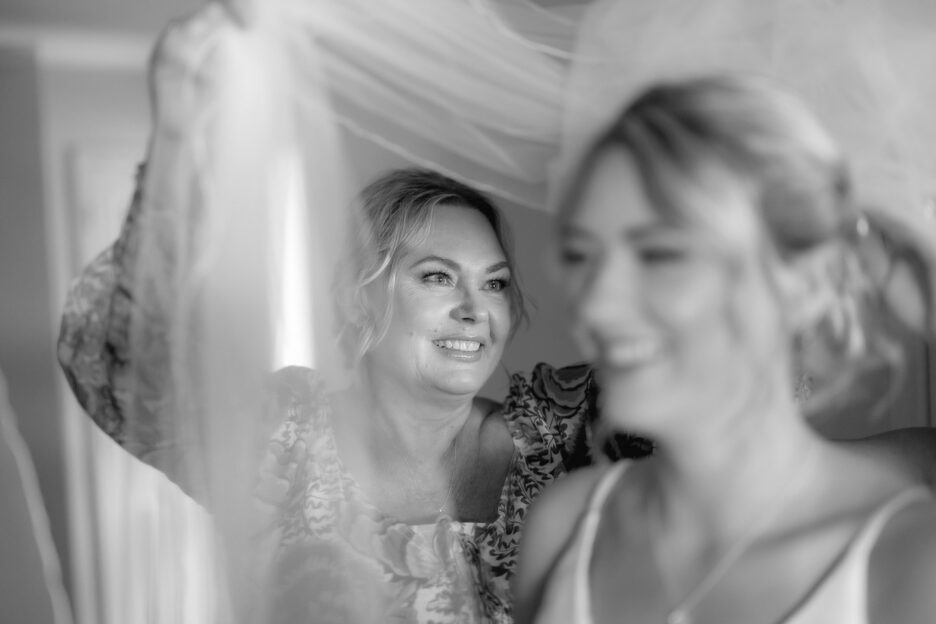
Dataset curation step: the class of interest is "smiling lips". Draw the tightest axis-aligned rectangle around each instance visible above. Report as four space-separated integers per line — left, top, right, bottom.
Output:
433 339 482 353
600 339 661 369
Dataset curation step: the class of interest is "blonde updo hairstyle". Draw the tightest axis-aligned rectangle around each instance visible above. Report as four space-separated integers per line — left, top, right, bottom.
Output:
334 168 527 368
559 75 934 416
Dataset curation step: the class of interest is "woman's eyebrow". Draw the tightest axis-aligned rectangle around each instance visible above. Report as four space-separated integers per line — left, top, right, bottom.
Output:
558 222 590 238
625 222 674 242
560 220 674 243
409 255 509 274
409 255 459 271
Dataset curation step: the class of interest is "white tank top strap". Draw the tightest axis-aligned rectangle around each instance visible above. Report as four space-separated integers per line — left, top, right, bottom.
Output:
572 461 630 624
845 486 932 559
781 486 933 624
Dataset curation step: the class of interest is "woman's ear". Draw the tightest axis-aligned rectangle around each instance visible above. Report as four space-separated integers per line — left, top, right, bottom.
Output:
774 243 841 334
857 208 936 338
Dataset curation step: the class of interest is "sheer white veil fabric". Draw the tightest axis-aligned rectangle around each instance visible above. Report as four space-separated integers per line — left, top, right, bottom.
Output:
128 1 581 620
122 0 936 620
561 0 936 217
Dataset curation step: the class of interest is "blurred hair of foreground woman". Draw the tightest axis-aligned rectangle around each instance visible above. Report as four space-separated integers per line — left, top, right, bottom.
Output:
516 75 936 624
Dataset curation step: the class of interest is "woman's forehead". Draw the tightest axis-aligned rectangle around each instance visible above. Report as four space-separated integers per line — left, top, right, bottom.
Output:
566 148 763 248
400 204 507 264
562 150 658 235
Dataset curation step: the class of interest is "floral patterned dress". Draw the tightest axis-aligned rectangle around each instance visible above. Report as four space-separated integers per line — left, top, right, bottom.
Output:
250 363 600 623
61 292 601 623
56 169 652 623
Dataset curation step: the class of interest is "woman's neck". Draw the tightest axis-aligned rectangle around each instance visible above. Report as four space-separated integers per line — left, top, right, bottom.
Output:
330 373 501 523
342 374 478 462
634 391 826 540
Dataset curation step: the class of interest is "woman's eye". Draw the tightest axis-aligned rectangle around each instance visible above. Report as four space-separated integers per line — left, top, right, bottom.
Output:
485 277 510 292
422 271 453 285
558 246 590 266
639 246 686 265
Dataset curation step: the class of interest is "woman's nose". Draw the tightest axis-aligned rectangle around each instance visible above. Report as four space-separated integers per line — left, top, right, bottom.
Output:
577 255 636 332
451 286 488 323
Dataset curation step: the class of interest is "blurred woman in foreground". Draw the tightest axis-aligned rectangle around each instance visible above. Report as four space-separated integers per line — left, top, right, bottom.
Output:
516 75 936 624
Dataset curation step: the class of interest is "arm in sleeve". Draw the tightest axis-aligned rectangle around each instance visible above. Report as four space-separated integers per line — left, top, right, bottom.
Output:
505 362 653 473
57 4 245 499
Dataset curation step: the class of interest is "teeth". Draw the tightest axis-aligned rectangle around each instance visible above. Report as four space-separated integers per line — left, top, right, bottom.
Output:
434 340 482 352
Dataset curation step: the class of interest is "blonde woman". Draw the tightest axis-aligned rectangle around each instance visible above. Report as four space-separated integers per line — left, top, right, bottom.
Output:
516 75 936 624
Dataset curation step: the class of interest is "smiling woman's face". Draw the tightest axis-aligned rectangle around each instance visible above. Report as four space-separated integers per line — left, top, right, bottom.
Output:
363 203 513 398
556 148 786 433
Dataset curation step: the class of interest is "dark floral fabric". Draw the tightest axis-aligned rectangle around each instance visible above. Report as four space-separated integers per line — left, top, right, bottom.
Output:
55 162 658 621
60 251 602 622
243 363 601 623
65 350 596 623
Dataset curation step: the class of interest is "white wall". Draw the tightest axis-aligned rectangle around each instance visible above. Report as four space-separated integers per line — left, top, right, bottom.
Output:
0 45 70 624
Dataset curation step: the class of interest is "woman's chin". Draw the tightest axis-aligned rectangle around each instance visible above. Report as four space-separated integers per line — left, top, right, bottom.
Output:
598 382 679 434
429 371 492 398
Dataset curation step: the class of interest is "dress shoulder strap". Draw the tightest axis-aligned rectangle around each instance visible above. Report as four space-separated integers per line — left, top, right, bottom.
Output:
848 487 931 558
571 461 630 624
782 486 932 624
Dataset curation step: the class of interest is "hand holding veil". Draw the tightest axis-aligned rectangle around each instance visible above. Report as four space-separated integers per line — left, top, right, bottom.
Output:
58 0 936 622
64 2 580 621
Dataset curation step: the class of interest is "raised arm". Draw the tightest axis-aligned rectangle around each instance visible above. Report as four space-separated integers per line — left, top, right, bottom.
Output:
57 4 241 498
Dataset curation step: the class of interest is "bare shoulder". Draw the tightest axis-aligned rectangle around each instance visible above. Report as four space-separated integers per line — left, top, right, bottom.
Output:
523 463 608 548
513 464 609 624
868 493 936 623
475 396 513 456
840 427 936 489
475 396 504 418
